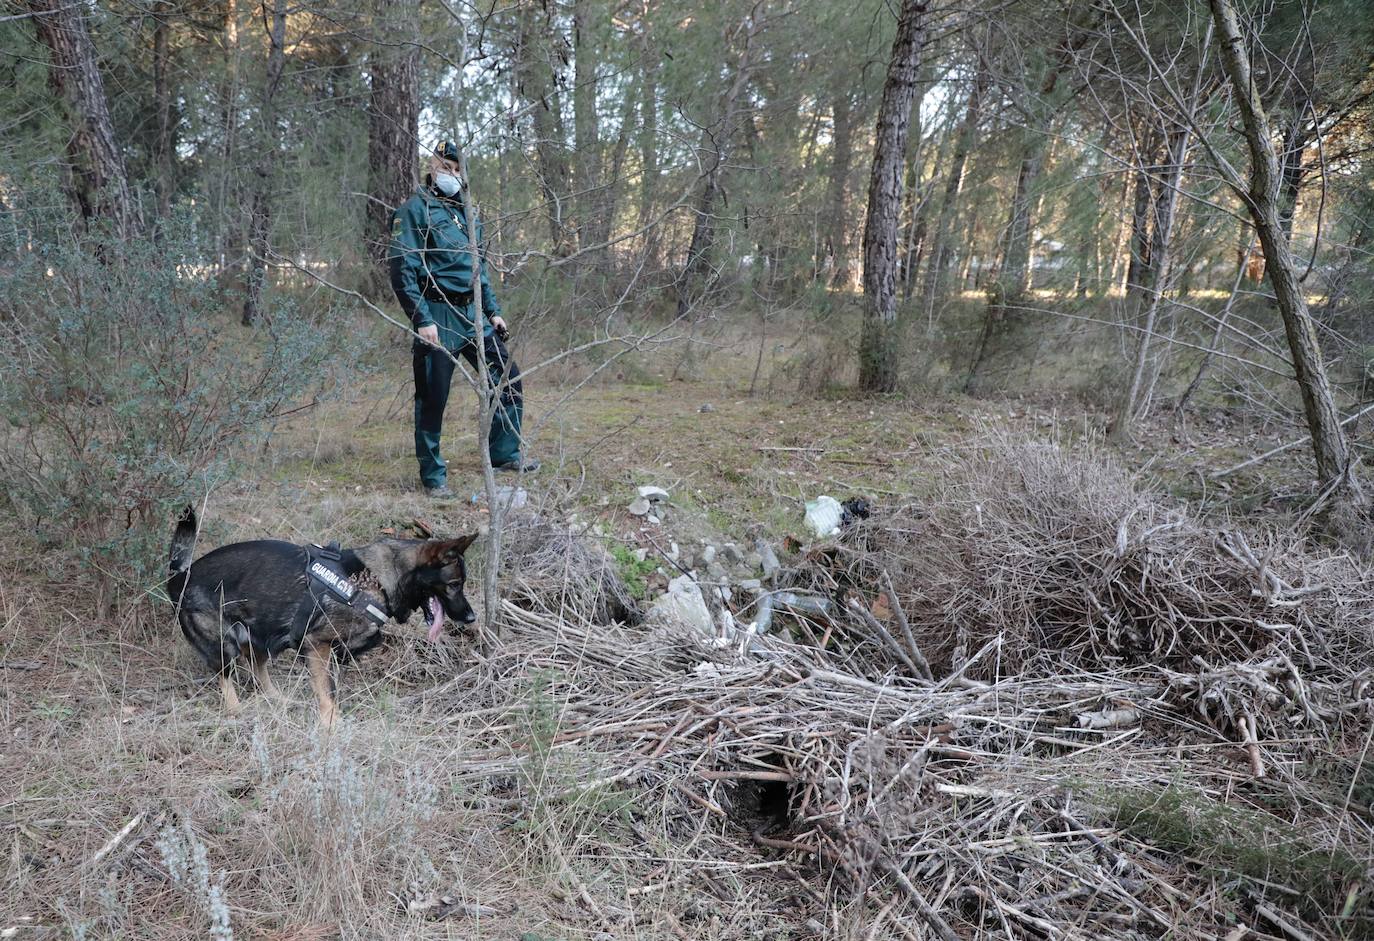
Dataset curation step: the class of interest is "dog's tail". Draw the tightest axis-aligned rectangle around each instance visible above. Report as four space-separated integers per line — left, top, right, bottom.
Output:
169 505 198 578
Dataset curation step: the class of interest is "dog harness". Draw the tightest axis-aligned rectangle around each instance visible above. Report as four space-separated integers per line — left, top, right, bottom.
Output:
305 543 389 626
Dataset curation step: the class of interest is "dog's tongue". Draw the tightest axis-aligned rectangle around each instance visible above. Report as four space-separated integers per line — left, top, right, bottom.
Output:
426 596 445 642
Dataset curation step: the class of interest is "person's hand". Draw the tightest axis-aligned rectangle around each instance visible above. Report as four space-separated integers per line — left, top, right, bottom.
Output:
417 324 440 347
491 316 509 340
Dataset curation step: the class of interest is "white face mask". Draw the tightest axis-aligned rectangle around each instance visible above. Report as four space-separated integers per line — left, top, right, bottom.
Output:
434 172 461 197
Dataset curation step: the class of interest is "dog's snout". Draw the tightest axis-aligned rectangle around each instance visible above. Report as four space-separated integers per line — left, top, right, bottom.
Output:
460 607 477 624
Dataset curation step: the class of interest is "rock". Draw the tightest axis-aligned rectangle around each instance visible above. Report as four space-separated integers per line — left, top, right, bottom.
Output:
721 542 743 565
755 539 781 580
637 485 670 503
632 548 649 563
738 578 762 593
744 550 764 571
627 497 651 516
699 545 717 566
698 403 715 413
649 575 714 636
667 541 680 563
706 561 728 582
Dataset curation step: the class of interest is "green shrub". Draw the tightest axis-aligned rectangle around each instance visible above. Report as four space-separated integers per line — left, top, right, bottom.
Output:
0 213 345 598
608 541 657 600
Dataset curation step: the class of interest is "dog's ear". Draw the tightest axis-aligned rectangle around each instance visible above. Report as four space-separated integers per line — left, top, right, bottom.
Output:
418 532 479 567
450 531 479 558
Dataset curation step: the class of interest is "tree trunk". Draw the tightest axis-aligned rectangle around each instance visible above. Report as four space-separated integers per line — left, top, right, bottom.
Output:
1124 128 1160 305
858 0 927 393
24 0 136 234
921 68 985 317
676 11 757 318
826 91 854 289
216 0 242 267
996 144 1045 301
592 83 636 260
1209 0 1363 517
573 0 600 260
636 10 659 266
241 0 287 326
365 0 419 274
1111 122 1191 441
152 13 175 218
517 3 573 256
1277 115 1308 244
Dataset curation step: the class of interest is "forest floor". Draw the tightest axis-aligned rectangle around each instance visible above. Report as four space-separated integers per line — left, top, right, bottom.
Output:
2 339 1365 940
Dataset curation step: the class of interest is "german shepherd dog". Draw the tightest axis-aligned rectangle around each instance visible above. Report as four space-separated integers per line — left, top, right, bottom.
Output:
167 507 478 725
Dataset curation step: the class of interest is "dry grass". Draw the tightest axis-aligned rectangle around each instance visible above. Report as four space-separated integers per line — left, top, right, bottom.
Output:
4 377 1373 939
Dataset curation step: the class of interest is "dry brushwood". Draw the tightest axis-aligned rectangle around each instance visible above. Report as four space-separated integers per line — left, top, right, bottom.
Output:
408 431 1374 939
800 431 1374 695
413 580 1374 940
499 511 642 625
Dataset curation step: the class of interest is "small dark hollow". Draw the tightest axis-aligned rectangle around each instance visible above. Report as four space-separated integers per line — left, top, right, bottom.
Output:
723 753 795 839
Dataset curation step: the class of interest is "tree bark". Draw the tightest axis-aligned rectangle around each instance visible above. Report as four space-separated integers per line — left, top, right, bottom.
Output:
1209 0 1362 515
517 3 573 256
216 0 242 267
152 12 175 218
826 91 854 289
637 15 660 266
1276 115 1308 244
1124 125 1161 306
23 0 136 234
241 0 287 326
593 82 637 260
365 0 419 273
921 68 986 317
676 10 757 318
858 0 927 393
1111 122 1191 441
573 0 600 259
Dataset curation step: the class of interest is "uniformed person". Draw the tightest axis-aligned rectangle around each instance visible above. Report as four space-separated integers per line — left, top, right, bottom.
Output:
388 141 538 498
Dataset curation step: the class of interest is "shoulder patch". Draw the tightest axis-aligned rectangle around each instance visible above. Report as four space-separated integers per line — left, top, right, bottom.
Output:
391 214 403 236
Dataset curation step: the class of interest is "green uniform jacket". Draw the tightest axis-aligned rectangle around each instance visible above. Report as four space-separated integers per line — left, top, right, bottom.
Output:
387 185 502 346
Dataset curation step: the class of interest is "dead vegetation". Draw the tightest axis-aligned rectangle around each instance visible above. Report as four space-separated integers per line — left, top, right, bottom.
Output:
435 427 1374 938
4 426 1373 939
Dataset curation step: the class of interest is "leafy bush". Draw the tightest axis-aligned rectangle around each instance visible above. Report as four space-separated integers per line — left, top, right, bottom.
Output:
0 213 343 596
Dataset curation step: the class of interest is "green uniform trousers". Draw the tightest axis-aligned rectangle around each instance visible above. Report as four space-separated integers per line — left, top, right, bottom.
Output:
412 333 524 488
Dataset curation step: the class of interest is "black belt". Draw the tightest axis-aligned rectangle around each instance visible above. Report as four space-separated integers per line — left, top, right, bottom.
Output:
423 288 474 307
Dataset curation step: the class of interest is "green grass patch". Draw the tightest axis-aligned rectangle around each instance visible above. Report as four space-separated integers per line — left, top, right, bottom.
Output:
608 541 657 600
1109 783 1370 932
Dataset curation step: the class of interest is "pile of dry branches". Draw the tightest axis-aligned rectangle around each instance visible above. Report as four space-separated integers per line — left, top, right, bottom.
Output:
779 431 1374 746
499 512 641 626
810 432 1373 676
427 431 1374 938
427 597 1369 939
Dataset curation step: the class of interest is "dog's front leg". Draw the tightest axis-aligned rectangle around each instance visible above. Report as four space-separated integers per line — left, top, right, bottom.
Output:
305 639 338 728
218 672 243 717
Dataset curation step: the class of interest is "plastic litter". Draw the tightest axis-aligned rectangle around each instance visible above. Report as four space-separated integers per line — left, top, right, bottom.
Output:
473 486 528 509
804 495 843 537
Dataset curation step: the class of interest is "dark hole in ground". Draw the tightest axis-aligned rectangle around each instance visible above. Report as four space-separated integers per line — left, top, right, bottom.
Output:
723 754 794 838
